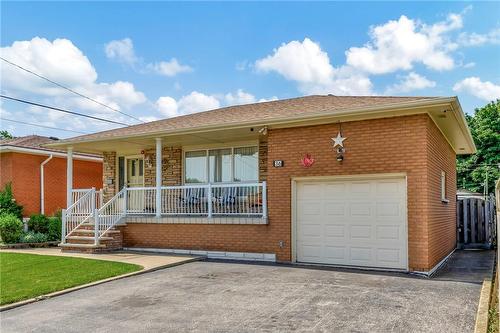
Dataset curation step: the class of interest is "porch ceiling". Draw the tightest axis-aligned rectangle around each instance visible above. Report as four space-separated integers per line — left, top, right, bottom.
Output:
63 126 262 155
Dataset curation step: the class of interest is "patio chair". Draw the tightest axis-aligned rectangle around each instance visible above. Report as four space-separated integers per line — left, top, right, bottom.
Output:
216 186 237 205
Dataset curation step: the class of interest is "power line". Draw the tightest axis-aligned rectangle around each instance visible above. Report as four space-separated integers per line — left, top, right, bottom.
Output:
1 95 130 126
0 56 145 123
0 117 88 134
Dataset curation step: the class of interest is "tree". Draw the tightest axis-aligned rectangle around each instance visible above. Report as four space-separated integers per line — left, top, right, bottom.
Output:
457 100 500 195
0 130 13 139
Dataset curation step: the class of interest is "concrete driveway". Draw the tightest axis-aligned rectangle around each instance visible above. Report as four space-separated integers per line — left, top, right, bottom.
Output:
1 250 493 333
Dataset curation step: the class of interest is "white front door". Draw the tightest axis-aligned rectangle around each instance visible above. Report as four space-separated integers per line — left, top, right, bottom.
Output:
126 158 144 212
295 176 407 270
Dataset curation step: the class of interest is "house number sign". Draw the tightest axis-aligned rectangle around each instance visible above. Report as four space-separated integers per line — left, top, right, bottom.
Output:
273 160 284 168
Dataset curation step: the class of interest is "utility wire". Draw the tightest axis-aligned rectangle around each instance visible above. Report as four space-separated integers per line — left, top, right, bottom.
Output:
1 95 130 126
0 117 88 134
0 56 144 123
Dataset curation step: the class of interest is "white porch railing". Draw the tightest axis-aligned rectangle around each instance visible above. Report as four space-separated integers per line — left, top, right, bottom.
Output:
63 182 267 246
125 182 267 218
71 188 103 210
94 187 126 244
62 188 97 242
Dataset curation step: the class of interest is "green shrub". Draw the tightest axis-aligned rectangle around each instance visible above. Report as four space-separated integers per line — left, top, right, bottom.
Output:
0 214 23 244
19 231 48 243
28 214 50 234
0 183 23 219
47 214 62 241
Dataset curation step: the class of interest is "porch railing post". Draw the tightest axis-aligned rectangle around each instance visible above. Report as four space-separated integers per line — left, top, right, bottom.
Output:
262 181 267 219
123 186 128 213
94 208 99 245
99 189 103 208
91 187 96 212
207 183 213 218
61 209 66 244
155 138 162 217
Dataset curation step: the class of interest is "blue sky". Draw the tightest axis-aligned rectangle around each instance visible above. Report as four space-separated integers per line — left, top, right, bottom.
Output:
1 1 499 138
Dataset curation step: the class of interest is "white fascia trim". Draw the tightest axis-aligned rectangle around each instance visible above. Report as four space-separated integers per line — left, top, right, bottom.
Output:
123 247 277 262
0 145 102 162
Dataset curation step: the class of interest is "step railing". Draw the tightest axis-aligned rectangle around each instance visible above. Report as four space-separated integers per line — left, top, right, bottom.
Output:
62 188 96 243
94 187 126 244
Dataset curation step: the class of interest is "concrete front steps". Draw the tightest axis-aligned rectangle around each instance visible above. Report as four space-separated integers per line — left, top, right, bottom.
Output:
59 222 123 254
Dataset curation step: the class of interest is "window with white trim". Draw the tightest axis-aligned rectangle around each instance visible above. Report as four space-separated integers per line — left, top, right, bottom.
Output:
184 146 258 184
441 171 448 202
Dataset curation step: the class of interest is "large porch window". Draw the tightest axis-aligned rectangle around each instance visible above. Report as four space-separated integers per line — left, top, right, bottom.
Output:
185 146 258 184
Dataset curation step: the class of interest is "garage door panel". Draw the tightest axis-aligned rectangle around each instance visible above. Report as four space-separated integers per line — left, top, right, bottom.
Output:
376 225 400 240
324 202 345 216
376 202 400 217
350 247 373 262
350 225 372 239
324 225 345 238
376 248 402 266
300 202 322 216
349 202 372 216
296 176 407 270
324 246 347 261
299 224 322 237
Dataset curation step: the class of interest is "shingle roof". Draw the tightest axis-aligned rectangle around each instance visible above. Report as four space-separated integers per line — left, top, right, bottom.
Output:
0 135 59 148
0 135 100 157
52 95 436 144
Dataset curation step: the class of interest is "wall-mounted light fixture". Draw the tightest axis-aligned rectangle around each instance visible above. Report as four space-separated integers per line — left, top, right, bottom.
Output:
259 126 268 135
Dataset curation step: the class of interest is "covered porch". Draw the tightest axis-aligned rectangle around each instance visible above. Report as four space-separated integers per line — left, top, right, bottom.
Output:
61 125 269 246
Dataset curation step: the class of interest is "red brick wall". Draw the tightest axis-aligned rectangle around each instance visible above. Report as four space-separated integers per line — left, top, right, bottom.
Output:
118 114 457 271
426 119 457 268
0 152 102 217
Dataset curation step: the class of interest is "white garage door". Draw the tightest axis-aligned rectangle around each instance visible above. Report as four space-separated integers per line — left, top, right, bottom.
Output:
295 176 407 269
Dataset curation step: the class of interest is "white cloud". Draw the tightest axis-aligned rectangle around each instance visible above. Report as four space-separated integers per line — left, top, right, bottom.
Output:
156 90 278 118
346 13 463 74
453 77 500 101
458 28 500 46
156 96 178 117
150 58 193 77
177 91 220 115
385 72 436 94
105 38 192 77
255 38 373 95
463 62 476 68
0 37 147 134
156 91 220 118
256 38 334 85
224 89 256 105
104 38 138 65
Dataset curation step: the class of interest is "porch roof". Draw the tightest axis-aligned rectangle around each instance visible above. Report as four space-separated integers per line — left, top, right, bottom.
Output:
45 94 476 155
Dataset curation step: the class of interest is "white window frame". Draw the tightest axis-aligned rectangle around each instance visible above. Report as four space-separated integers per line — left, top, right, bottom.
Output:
441 171 449 203
183 145 259 184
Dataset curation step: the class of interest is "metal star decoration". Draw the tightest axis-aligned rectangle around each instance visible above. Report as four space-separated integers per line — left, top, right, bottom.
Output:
332 132 347 148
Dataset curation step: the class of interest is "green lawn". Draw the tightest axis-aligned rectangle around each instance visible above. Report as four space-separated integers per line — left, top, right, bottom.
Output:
0 252 142 305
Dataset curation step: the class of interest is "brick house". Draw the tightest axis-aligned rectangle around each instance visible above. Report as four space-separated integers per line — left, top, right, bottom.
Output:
0 135 103 216
48 95 475 274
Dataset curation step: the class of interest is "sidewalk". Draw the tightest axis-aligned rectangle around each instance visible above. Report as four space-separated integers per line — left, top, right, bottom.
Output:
1 247 199 270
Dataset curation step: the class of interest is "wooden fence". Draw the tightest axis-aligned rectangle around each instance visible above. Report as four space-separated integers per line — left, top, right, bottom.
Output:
457 195 496 249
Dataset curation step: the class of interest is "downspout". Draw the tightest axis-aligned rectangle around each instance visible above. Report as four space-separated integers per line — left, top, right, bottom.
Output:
40 154 53 215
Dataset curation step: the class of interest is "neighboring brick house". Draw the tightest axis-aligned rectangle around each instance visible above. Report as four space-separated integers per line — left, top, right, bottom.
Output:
49 95 475 274
0 135 102 217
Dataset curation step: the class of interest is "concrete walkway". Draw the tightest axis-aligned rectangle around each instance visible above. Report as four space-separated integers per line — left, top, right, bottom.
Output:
1 248 197 270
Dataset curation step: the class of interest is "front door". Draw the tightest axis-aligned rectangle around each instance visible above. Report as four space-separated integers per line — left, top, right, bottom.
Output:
126 158 144 212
